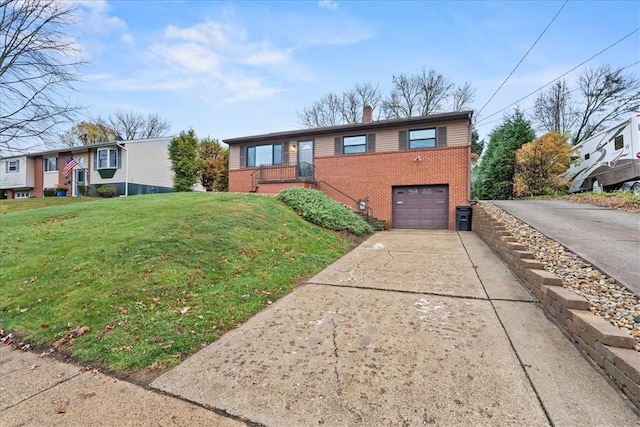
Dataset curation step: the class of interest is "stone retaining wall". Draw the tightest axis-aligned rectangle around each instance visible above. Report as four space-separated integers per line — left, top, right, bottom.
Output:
473 205 640 409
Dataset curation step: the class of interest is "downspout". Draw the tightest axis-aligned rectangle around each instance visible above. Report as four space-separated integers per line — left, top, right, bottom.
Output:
116 142 128 196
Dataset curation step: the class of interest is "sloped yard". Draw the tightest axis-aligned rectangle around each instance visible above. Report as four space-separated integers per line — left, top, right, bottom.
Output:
0 193 355 377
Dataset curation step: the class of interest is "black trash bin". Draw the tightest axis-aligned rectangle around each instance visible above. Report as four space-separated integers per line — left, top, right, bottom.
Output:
456 206 473 231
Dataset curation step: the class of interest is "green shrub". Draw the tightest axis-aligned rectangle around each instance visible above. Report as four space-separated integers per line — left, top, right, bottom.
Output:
278 187 373 236
43 188 56 197
97 185 118 198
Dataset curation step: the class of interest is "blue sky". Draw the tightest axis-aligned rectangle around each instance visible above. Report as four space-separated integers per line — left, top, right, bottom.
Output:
65 0 639 145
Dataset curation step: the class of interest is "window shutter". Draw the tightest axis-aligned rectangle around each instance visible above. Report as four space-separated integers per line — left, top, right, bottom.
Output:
334 137 342 155
239 146 246 168
437 127 447 147
117 147 122 169
366 134 376 153
93 150 97 171
282 141 290 164
399 130 408 150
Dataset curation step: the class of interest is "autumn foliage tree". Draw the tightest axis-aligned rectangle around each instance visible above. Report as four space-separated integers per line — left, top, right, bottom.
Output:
513 132 572 197
58 121 118 147
199 138 228 192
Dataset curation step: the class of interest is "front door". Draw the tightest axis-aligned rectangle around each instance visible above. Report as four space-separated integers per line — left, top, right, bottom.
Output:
73 168 86 197
297 140 314 179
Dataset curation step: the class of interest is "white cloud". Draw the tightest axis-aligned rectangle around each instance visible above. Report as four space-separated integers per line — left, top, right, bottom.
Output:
244 47 292 66
120 34 135 46
150 42 222 74
74 0 127 34
164 21 228 46
318 0 338 11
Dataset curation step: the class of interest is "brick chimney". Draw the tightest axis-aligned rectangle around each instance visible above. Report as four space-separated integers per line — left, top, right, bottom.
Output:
362 105 373 124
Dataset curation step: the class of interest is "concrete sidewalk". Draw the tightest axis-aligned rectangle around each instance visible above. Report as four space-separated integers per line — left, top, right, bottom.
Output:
151 231 638 426
1 231 638 426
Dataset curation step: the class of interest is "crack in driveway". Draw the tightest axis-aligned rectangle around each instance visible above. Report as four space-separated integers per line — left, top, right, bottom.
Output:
331 308 341 395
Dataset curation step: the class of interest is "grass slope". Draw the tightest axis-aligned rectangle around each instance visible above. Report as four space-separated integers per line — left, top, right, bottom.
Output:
0 193 353 373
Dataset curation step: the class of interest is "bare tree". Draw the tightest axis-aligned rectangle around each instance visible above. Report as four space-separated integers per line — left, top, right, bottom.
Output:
298 92 343 128
97 111 171 140
533 80 577 136
572 65 640 144
382 73 421 118
339 82 382 123
0 0 84 151
418 69 453 115
452 82 476 111
298 69 474 126
140 113 171 139
382 68 460 119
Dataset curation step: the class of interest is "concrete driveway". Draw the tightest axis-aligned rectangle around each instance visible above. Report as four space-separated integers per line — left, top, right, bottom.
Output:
151 231 637 426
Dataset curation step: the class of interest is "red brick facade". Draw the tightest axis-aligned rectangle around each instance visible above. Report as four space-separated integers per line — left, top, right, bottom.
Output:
230 146 470 230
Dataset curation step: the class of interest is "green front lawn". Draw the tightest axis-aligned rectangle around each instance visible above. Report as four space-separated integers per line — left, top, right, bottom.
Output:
0 193 354 373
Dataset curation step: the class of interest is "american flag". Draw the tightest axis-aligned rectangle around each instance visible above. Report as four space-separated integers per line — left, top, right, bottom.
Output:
63 156 78 177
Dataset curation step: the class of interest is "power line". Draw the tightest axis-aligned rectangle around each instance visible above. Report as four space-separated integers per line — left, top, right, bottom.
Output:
475 0 568 118
474 61 640 132
475 29 640 126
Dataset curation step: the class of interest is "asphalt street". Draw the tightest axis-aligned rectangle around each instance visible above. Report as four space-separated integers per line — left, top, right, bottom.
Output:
491 200 640 296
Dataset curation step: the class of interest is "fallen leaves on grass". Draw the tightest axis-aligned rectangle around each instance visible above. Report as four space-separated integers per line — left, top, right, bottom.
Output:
74 326 90 337
52 338 68 350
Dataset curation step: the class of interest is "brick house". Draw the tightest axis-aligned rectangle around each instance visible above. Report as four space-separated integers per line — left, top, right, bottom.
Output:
0 138 173 199
225 109 473 230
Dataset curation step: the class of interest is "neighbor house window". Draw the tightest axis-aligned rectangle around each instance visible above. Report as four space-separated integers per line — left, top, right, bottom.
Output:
15 191 30 199
343 135 366 154
6 159 19 173
247 144 282 167
44 157 58 172
97 148 119 169
409 128 436 149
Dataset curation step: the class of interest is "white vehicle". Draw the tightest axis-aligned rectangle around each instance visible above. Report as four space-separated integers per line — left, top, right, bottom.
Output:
565 113 640 194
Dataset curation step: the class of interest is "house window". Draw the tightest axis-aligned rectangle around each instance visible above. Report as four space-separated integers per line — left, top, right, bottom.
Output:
44 157 58 172
6 160 19 173
97 148 119 169
15 191 30 199
614 135 623 150
247 144 282 167
343 135 366 154
409 128 436 149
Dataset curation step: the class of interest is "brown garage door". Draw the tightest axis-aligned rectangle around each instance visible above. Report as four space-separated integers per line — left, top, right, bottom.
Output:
392 185 449 229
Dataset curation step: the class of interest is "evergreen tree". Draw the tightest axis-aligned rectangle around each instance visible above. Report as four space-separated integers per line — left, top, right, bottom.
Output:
472 108 535 199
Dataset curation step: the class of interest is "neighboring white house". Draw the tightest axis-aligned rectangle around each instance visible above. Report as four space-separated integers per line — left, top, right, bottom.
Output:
0 138 174 199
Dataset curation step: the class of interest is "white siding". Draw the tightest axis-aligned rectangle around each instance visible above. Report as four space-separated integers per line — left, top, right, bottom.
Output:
90 139 172 188
0 156 30 189
127 139 173 187
43 171 58 189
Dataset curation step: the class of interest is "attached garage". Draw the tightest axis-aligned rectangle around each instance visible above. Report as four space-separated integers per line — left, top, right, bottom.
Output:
392 185 449 229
